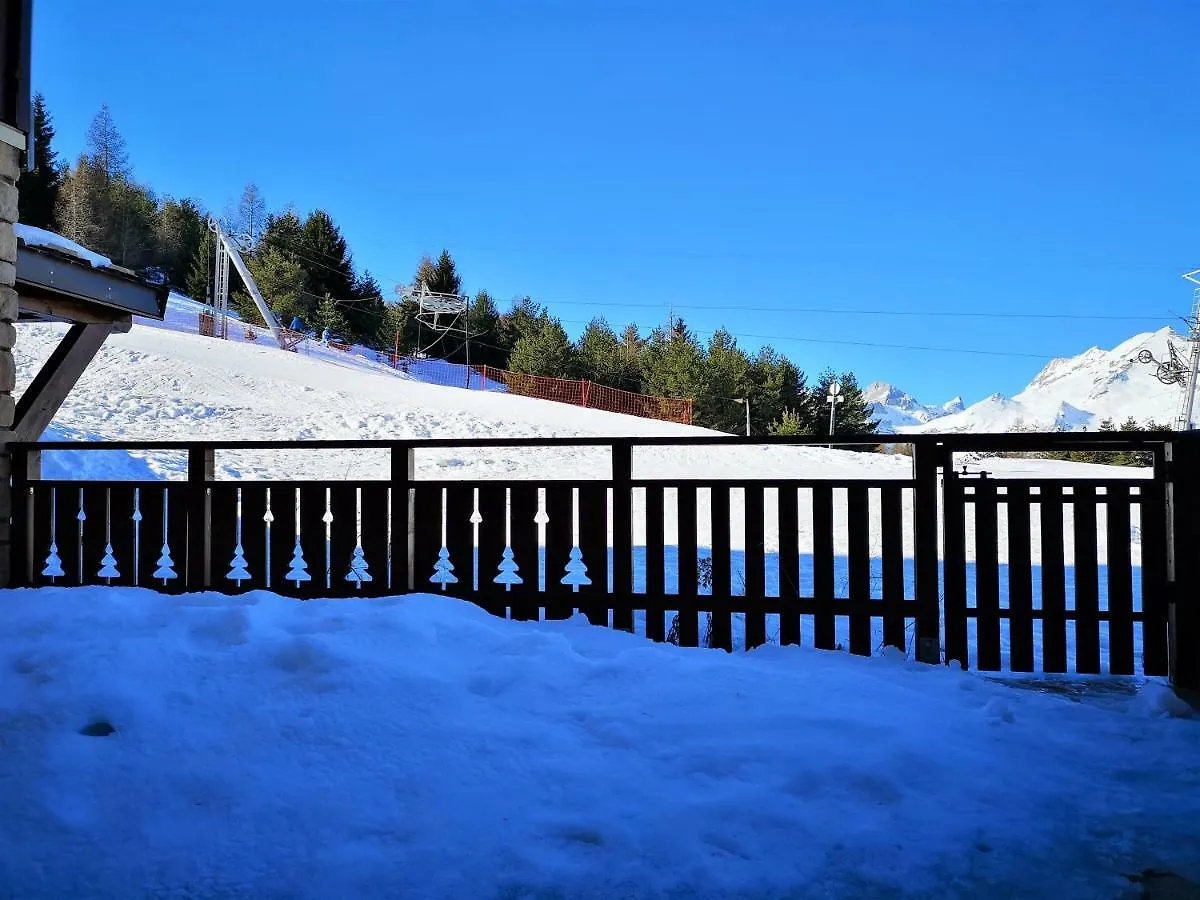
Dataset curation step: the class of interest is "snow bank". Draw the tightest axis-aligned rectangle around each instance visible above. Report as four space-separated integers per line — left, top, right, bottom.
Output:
1 587 1197 898
14 223 113 268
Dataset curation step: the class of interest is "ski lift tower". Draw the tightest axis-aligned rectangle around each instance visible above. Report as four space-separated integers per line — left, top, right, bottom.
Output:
1176 269 1200 431
396 280 474 379
207 218 301 350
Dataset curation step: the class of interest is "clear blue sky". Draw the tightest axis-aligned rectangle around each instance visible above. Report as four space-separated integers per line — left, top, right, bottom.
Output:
31 0 1200 404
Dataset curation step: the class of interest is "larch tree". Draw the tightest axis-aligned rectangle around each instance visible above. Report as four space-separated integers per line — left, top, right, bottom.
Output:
54 157 102 248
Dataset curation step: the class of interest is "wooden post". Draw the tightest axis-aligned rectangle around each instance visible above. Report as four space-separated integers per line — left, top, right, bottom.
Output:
610 440 633 632
1166 438 1200 691
391 444 415 593
912 441 942 664
186 445 214 590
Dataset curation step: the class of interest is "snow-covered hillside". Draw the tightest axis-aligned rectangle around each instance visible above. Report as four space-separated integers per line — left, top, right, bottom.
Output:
871 328 1188 434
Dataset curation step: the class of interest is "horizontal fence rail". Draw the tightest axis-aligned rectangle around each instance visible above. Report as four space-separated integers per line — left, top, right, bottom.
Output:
7 433 1199 688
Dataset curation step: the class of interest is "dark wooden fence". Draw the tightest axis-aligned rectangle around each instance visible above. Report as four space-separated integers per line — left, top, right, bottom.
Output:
7 433 1199 689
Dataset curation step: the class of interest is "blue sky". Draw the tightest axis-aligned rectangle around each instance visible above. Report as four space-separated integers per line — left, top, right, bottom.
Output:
31 0 1200 403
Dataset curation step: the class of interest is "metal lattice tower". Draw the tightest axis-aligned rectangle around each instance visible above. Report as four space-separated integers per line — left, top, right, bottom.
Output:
1177 270 1200 431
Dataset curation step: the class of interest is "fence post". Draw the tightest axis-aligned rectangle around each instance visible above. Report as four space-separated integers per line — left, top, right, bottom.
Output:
582 381 591 409
391 444 416 593
7 443 28 587
912 441 942 664
611 440 634 632
186 445 214 590
1166 438 1200 691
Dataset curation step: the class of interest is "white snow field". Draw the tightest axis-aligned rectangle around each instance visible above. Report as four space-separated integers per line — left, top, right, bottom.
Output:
0 587 1196 900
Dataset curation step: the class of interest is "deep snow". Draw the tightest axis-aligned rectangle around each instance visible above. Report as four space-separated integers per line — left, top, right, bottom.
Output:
0 587 1196 899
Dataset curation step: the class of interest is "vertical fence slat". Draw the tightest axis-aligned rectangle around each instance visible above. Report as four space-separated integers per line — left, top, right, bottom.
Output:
412 485 443 596
359 484 389 597
576 483 609 627
390 446 413 593
297 485 328 596
812 483 835 651
1140 478 1169 676
708 484 733 651
942 475 969 668
106 485 137 587
327 484 359 598
31 484 52 585
1073 484 1101 674
444 484 476 605
80 487 107 586
611 443 634 633
508 484 540 621
477 485 508 617
1040 484 1068 674
778 485 801 647
644 485 666 642
847 484 872 656
543 484 574 620
209 485 239 593
677 486 700 648
974 480 1001 671
1106 485 1135 676
132 485 160 589
240 485 269 592
880 483 906 652
744 485 766 650
59 486 83 586
268 486 295 594
163 484 189 595
1006 485 1035 673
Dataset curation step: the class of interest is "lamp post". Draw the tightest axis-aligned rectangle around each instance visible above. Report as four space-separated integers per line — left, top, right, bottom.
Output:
826 382 844 448
731 397 750 437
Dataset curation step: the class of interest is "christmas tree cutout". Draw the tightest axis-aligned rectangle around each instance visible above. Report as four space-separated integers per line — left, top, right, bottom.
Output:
153 543 177 583
430 546 457 590
494 546 522 590
287 538 311 586
345 546 373 586
42 542 64 579
98 544 120 581
227 543 250 584
561 546 591 592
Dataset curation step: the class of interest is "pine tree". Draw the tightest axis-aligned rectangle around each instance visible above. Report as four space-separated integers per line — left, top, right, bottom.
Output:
17 93 63 229
748 347 808 434
314 294 349 338
154 197 208 287
54 158 102 248
414 249 462 295
300 210 356 304
811 369 878 439
227 543 250 584
84 104 131 183
463 290 504 366
498 296 547 356
768 409 811 436
508 318 574 377
574 317 638 388
640 318 705 402
561 546 591 592
494 546 522 590
343 270 386 347
184 229 215 303
696 329 752 433
240 244 308 325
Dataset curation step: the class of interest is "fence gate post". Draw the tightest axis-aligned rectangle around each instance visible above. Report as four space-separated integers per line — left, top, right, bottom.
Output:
912 441 942 664
1166 438 1200 691
186 446 214 590
610 440 633 632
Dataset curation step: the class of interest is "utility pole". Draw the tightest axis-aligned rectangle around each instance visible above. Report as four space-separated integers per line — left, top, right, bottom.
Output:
827 381 844 448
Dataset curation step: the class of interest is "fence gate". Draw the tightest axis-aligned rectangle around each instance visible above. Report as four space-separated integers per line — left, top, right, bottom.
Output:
939 448 1170 676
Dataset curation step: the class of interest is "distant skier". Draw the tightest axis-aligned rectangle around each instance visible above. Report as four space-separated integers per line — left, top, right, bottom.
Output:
290 315 304 332
321 327 330 345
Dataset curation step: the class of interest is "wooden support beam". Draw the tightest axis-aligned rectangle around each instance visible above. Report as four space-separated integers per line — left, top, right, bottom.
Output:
10 321 117 443
17 293 132 329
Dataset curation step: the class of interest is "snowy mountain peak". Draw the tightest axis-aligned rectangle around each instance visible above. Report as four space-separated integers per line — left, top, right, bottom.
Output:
942 396 965 414
866 382 962 433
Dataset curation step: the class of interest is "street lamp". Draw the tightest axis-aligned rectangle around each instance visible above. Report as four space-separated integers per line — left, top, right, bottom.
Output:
826 382 844 448
731 397 750 437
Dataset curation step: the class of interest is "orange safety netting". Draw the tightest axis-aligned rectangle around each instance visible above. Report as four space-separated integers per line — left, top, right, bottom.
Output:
375 350 693 426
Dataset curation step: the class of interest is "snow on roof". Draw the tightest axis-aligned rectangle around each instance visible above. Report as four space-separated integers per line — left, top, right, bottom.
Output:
14 223 113 268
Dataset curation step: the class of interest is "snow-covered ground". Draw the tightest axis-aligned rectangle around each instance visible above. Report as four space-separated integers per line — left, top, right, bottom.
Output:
0 587 1195 899
871 328 1187 434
